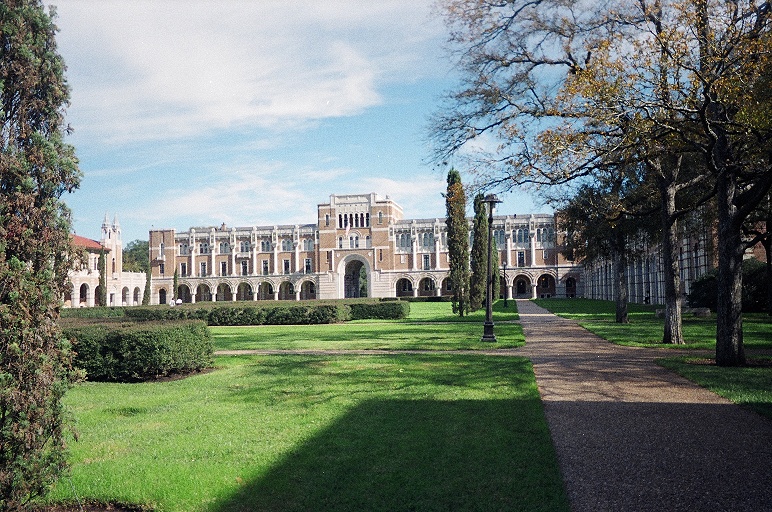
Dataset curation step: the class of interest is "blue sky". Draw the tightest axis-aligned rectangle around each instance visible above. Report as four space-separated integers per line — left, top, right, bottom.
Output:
50 1 548 243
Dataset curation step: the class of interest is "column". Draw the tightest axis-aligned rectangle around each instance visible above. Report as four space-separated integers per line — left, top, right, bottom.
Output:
530 233 536 267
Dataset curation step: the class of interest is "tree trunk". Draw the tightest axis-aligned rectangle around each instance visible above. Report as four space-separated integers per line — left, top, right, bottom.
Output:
765 216 772 317
660 179 684 344
612 245 629 324
715 168 746 366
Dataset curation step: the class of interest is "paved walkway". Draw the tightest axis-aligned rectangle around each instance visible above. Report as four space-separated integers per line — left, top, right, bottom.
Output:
515 299 772 512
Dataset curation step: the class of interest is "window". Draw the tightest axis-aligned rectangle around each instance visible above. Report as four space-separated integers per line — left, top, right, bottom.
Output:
92 256 98 271
366 213 370 226
200 243 210 254
219 242 229 254
241 260 248 275
303 238 314 251
365 235 370 248
379 249 383 261
180 262 187 277
517 251 525 267
338 237 343 249
304 258 312 274
261 240 271 252
423 279 435 291
378 211 383 224
240 241 250 252
423 254 430 270
179 243 189 255
200 262 207 276
159 263 165 275
325 214 330 227
282 239 292 251
262 260 269 275
221 261 228 275
339 214 343 228
283 259 291 274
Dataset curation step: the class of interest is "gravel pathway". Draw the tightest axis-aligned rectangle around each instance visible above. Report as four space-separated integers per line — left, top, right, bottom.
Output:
516 299 772 512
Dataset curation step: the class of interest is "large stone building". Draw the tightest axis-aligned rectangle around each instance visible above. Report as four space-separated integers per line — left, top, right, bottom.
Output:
147 193 582 305
65 214 147 307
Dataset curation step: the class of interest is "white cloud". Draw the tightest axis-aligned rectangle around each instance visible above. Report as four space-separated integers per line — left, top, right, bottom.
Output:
53 0 444 145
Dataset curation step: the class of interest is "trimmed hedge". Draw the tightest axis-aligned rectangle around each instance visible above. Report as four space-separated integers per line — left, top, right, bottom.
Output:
63 320 213 382
350 301 410 320
119 301 408 325
61 306 127 318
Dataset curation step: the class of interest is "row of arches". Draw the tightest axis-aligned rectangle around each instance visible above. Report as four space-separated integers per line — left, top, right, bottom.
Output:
64 283 143 307
392 273 578 299
158 280 318 304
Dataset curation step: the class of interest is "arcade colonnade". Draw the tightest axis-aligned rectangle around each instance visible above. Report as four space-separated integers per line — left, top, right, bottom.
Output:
148 193 583 305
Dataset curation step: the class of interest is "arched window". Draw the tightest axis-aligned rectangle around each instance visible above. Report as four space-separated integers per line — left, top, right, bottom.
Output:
338 237 343 249
282 239 292 251
378 211 383 224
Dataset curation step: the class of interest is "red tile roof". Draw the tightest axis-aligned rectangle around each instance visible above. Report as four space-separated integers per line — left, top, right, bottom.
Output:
71 234 109 252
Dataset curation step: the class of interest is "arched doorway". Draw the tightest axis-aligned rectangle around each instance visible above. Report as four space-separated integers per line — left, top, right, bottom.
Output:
122 287 130 306
159 288 167 305
195 284 211 302
300 280 316 300
237 282 253 301
216 283 232 301
344 260 367 298
396 278 413 297
515 276 531 298
565 276 577 298
178 284 192 303
418 277 435 297
278 281 294 300
537 274 556 298
79 283 89 306
258 282 273 300
133 287 141 305
440 277 453 297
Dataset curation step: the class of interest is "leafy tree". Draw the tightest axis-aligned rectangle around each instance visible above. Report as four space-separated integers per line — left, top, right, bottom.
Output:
445 168 470 316
122 239 149 273
469 194 488 311
0 0 81 507
432 0 772 364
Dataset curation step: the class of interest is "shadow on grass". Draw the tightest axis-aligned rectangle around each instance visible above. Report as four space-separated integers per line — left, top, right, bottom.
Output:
212 398 568 512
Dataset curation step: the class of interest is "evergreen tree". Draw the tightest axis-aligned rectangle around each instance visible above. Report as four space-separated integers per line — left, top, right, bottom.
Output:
445 169 470 316
97 249 106 307
0 1 81 507
469 194 488 311
173 268 179 302
142 268 151 305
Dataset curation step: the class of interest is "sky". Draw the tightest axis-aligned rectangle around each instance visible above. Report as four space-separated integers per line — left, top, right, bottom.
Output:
49 0 548 243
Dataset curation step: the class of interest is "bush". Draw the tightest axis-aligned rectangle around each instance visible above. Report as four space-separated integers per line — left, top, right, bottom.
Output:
60 306 127 319
120 301 400 325
688 259 768 312
350 301 410 320
64 320 213 382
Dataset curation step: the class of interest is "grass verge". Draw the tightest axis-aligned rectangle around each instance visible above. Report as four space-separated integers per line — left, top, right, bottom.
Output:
49 354 568 512
534 298 772 350
658 357 772 419
212 301 524 351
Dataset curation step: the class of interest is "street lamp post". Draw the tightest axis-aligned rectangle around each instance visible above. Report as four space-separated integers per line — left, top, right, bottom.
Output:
482 194 501 342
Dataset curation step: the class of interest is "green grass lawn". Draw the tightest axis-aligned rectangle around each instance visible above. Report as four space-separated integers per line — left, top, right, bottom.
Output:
49 354 568 512
658 357 772 419
534 298 772 350
212 301 524 351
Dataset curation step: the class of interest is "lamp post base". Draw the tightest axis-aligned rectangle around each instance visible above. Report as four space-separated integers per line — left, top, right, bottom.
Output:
481 321 497 342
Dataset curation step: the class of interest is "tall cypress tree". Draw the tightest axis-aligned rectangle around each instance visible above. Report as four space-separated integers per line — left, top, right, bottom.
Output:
0 1 81 507
445 169 470 316
469 194 488 311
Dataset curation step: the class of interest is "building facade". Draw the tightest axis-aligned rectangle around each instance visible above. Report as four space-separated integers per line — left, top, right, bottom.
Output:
148 193 582 305
65 214 147 307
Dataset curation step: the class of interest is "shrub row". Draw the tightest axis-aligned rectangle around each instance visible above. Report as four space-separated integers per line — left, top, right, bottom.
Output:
349 301 410 320
61 306 127 318
118 301 409 325
63 320 213 382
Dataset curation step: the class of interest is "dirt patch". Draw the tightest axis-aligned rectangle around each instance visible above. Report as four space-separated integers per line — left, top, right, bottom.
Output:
42 502 150 512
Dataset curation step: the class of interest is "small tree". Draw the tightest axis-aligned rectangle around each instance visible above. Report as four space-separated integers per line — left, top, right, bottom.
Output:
445 169 470 316
0 0 81 507
173 268 179 302
469 194 488 311
142 268 151 305
97 249 107 307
